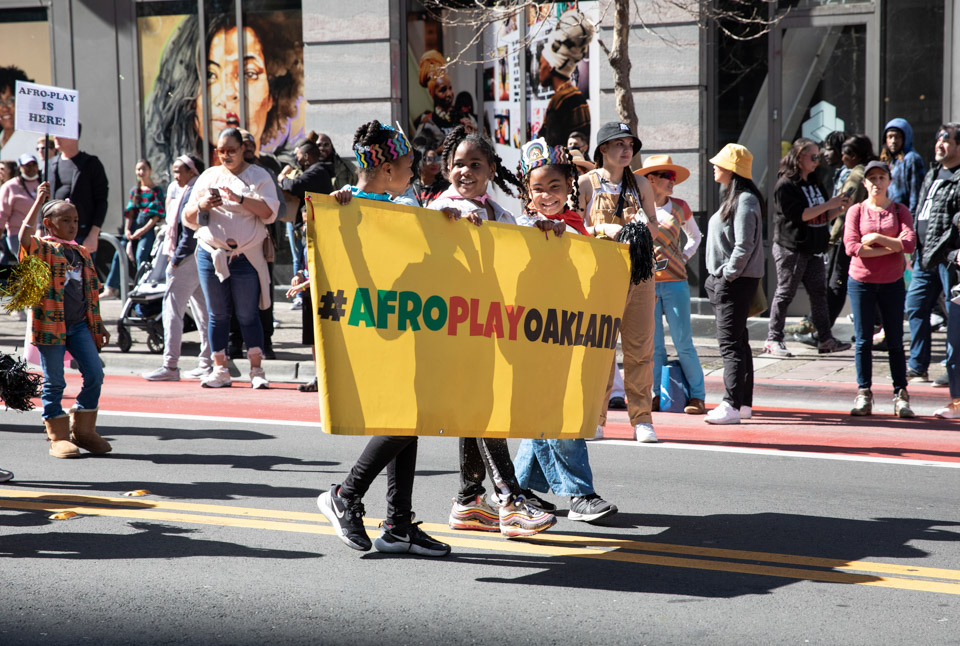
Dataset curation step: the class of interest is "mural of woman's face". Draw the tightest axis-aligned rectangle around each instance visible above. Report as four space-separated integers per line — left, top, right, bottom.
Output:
0 86 15 134
195 26 273 151
431 74 453 111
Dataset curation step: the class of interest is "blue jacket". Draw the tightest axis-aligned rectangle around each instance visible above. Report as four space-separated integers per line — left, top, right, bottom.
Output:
883 118 926 214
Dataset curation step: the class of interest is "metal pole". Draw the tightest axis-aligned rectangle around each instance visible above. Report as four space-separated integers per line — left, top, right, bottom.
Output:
43 134 50 181
198 0 211 168
235 0 246 133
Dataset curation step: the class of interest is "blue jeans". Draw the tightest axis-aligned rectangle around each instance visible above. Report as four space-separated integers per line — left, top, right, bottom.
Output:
848 277 907 392
105 230 155 290
196 247 264 355
906 261 951 374
37 321 104 419
653 280 706 399
286 222 304 276
514 438 594 497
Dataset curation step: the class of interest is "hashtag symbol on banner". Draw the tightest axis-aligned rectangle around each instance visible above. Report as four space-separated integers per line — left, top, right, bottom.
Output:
317 289 347 321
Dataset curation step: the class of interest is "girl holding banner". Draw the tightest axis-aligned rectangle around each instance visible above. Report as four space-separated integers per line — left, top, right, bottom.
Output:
429 127 557 538
316 120 451 557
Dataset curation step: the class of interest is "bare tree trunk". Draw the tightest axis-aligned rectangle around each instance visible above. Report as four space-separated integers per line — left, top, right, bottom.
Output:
608 0 637 131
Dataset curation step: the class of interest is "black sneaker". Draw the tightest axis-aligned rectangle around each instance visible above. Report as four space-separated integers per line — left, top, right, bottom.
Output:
374 521 451 557
906 369 930 383
520 488 557 512
608 396 627 410
568 494 618 523
933 373 949 388
317 485 371 551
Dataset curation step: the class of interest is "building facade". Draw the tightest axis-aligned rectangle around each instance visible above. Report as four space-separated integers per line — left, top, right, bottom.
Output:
1 0 957 294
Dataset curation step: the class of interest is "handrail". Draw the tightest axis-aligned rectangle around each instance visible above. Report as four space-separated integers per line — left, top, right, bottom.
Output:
98 233 129 303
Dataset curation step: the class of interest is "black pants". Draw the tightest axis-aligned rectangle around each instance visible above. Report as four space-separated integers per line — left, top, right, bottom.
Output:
458 437 521 504
825 243 851 328
706 274 759 409
339 435 417 526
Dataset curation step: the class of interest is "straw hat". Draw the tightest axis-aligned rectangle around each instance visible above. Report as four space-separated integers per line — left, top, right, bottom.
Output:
634 154 690 184
568 148 595 171
709 143 753 180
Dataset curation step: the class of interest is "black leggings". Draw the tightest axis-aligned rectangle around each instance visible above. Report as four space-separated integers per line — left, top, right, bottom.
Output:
457 437 521 504
340 435 418 526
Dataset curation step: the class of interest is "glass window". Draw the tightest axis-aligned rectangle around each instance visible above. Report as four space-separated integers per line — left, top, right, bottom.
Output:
881 0 944 161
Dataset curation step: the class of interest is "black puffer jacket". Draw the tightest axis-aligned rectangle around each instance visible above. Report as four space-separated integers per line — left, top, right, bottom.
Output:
918 164 960 272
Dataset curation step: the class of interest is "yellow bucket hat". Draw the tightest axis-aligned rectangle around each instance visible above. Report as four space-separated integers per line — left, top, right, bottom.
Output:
709 143 753 180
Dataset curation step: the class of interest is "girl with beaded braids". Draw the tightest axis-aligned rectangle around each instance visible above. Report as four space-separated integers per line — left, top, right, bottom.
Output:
428 128 558 538
509 137 619 523
318 120 452 558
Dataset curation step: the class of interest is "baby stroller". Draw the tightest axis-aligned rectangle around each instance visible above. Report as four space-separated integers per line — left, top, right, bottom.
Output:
116 229 197 353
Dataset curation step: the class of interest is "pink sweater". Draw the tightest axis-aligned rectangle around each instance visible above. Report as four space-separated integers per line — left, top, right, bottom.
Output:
843 201 916 284
0 177 40 235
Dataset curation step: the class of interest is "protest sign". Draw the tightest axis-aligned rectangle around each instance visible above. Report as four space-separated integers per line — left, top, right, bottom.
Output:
14 80 79 139
305 193 631 439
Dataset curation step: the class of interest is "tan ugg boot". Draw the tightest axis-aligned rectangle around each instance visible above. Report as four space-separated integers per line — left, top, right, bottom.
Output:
44 414 81 459
69 408 112 454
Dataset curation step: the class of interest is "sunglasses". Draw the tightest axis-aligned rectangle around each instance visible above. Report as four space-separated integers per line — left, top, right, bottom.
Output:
937 132 955 142
649 171 677 182
217 146 240 156
809 153 821 162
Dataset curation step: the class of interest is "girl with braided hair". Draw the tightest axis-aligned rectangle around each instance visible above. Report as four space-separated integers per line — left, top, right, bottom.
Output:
318 120 451 558
579 121 660 444
510 137 619 523
429 128 557 538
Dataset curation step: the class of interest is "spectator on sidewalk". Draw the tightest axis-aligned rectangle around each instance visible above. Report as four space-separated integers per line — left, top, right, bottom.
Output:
0 154 40 268
409 144 449 207
102 160 164 299
880 118 926 215
182 127 279 390
279 139 333 310
635 155 706 415
315 133 358 190
48 128 108 257
142 154 212 382
843 161 916 417
906 124 960 393
765 138 851 358
703 144 765 425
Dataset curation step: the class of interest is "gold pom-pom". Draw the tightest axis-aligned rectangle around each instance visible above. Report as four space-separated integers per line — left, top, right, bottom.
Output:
1 256 51 313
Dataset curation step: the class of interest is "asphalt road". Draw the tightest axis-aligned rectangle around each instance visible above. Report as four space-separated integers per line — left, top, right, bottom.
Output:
3 407 960 646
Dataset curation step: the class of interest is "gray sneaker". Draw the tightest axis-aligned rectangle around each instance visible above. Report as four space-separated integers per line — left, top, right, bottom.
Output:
142 366 180 382
851 389 873 416
183 365 212 380
893 389 915 418
933 373 949 388
818 337 851 354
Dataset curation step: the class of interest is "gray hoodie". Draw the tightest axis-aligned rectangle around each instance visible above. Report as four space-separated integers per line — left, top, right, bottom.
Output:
705 192 764 281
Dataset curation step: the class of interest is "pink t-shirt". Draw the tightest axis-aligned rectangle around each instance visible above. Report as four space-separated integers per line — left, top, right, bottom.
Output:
844 201 916 284
0 176 40 235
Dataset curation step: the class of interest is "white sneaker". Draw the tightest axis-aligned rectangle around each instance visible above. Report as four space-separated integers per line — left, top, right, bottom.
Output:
290 295 303 311
141 366 180 382
933 400 960 419
740 405 752 420
183 365 212 380
705 401 741 425
634 423 658 443
250 366 270 390
201 367 232 388
587 424 604 441
763 340 794 357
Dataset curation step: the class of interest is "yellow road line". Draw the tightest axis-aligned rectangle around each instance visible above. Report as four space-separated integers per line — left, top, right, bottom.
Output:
3 491 959 595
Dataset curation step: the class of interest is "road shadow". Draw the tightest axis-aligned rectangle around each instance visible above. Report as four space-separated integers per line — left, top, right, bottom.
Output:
10 480 320 500
1 424 276 442
106 453 339 472
0 521 321 560
463 511 960 598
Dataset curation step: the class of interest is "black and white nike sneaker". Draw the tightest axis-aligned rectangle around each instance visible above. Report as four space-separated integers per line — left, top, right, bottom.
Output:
373 521 451 557
317 484 371 551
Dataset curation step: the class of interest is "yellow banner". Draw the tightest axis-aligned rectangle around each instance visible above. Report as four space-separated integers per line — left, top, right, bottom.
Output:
305 193 630 438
